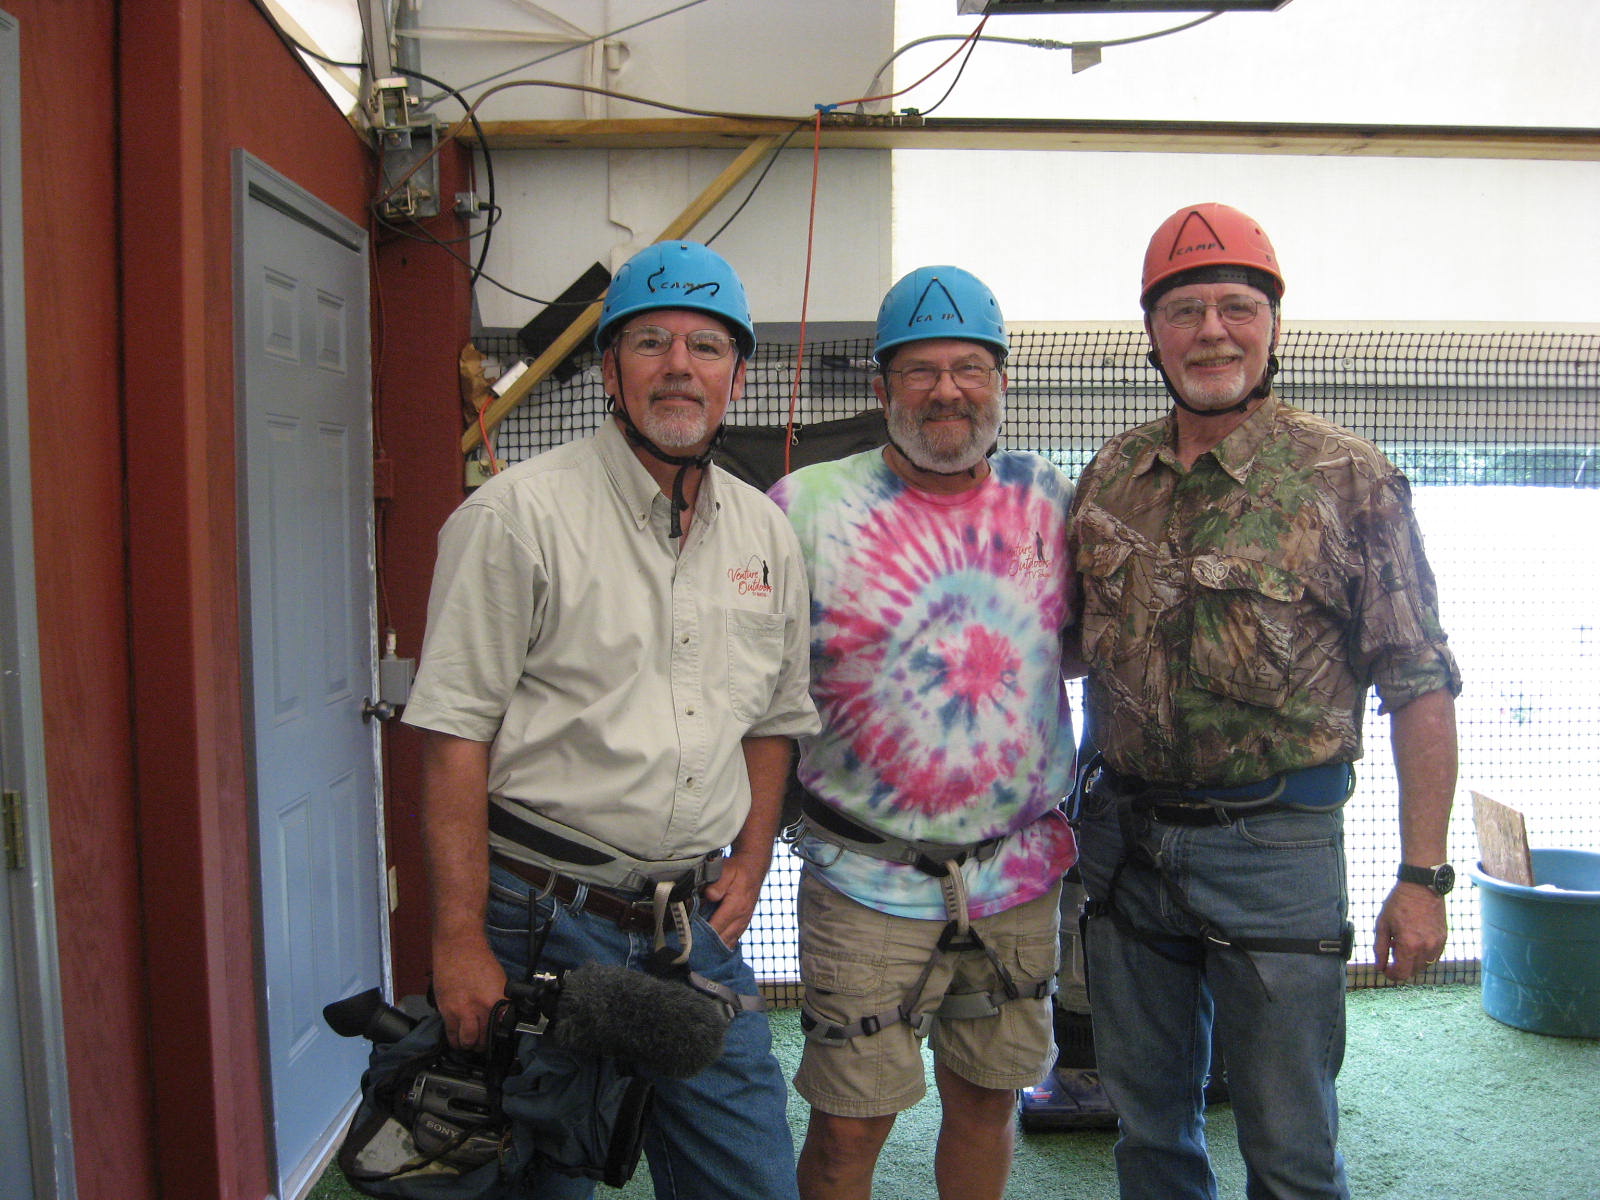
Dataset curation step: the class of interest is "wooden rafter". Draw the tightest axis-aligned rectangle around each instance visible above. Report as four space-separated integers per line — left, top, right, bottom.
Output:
463 114 1600 162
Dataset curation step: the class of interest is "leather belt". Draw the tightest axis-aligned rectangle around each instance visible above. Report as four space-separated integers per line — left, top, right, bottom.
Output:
494 855 676 934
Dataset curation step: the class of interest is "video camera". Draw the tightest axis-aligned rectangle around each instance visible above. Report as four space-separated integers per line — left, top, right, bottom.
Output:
323 986 510 1178
324 963 732 1195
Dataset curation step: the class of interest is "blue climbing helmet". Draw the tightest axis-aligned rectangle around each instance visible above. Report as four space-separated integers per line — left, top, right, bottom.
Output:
596 241 756 358
873 265 1008 365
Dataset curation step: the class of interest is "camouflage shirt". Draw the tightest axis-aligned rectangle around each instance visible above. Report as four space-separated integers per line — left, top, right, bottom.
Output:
1069 394 1461 788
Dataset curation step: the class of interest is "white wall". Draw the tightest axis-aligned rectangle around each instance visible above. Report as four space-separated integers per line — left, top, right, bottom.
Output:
889 0 1600 324
409 0 1598 330
892 150 1600 324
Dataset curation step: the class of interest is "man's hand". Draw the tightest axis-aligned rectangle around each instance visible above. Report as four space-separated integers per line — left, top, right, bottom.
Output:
702 852 766 946
1373 883 1448 981
432 931 509 1051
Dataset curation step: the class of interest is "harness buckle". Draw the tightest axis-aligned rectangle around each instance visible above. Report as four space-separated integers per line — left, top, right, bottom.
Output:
936 919 982 954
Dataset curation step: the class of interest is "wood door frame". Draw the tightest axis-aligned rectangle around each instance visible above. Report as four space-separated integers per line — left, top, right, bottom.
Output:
0 8 75 1197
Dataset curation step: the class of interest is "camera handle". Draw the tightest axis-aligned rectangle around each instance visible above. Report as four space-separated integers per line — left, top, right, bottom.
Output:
524 884 555 983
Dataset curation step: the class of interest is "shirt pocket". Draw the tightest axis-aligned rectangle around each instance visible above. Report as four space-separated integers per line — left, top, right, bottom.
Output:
1075 538 1133 670
725 608 786 724
1188 553 1304 710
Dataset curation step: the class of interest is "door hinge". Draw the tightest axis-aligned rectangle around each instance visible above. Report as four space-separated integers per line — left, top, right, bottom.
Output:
2 790 22 870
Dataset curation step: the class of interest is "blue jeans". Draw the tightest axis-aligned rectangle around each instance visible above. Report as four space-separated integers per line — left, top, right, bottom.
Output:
485 863 800 1200
1076 776 1351 1200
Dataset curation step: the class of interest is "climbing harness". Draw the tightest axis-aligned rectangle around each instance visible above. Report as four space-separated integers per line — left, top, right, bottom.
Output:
791 790 1055 1046
490 803 766 1018
1080 763 1357 989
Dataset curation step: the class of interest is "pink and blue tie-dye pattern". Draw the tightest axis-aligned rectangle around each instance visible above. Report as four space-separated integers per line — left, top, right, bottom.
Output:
771 449 1079 920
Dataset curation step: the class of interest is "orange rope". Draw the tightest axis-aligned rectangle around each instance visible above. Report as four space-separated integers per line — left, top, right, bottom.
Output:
782 18 989 477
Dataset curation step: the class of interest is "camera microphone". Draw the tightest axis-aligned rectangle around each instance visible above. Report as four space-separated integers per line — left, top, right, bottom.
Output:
541 964 730 1080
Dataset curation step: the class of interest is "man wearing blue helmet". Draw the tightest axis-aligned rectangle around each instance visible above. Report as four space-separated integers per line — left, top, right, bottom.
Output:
769 266 1080 1200
404 241 818 1199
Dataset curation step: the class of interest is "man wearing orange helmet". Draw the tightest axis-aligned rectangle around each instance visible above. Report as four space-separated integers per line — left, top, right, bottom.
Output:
1067 203 1462 1199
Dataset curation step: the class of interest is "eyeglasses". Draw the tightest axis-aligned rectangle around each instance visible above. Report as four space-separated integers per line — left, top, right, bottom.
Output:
884 364 999 392
616 325 736 361
1155 296 1271 328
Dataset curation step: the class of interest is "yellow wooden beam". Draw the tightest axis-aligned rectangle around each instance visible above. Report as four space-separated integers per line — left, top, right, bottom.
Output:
461 133 784 454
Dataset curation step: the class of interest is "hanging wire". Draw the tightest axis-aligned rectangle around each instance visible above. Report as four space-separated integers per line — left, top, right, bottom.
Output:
856 13 1222 112
779 17 993 473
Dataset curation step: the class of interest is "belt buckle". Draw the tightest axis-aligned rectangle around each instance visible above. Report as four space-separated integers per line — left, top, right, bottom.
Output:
1151 800 1227 826
621 899 656 932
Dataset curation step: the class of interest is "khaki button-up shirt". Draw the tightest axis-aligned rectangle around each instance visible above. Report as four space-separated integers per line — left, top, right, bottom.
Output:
404 419 819 862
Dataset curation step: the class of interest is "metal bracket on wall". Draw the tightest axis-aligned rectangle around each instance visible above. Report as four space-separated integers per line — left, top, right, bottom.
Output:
370 78 440 220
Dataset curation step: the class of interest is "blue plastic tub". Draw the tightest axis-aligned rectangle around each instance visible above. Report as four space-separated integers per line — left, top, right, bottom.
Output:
1470 848 1600 1038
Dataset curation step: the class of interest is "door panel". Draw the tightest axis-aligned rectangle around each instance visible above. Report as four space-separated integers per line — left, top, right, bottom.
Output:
236 152 382 1198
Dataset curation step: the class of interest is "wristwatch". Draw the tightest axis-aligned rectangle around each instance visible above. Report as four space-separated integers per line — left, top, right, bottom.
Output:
1397 862 1455 896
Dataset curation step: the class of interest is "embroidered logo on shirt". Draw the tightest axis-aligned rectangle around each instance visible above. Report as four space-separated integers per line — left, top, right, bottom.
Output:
728 555 773 598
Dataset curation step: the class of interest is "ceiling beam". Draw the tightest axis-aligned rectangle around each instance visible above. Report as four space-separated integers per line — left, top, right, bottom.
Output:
461 115 1600 162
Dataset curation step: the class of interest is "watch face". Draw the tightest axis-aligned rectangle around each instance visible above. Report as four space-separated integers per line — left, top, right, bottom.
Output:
1433 863 1456 895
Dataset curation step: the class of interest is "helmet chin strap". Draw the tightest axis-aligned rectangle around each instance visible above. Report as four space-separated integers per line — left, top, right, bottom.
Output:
1147 349 1279 418
884 431 994 480
610 375 727 540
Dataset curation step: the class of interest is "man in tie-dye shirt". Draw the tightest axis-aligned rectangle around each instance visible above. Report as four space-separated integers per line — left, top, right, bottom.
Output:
769 266 1079 1200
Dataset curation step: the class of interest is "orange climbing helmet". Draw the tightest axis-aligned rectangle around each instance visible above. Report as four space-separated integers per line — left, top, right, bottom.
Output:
1140 202 1285 310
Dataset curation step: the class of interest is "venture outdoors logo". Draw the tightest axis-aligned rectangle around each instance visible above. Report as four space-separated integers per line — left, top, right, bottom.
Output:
1006 531 1053 582
728 554 772 598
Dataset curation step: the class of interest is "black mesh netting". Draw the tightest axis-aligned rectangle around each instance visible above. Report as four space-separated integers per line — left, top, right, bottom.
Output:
474 327 1600 998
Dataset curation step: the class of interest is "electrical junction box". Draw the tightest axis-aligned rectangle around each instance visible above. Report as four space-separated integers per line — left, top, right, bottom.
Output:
379 655 415 707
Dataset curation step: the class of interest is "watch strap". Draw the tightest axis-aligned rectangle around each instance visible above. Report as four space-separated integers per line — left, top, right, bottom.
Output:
1397 862 1455 895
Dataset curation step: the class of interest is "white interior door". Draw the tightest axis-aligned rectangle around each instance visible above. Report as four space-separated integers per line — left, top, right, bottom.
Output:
235 151 385 1199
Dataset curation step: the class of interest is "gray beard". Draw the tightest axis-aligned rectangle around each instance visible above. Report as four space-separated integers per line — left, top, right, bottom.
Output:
886 397 1003 474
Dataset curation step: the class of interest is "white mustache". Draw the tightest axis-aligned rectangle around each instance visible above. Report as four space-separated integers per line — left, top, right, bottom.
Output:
649 386 707 404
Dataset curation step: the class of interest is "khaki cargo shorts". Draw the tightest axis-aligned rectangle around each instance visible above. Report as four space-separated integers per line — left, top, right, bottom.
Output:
793 872 1061 1119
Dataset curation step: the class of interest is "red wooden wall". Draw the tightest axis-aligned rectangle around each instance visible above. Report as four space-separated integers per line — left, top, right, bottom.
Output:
8 1 467 1195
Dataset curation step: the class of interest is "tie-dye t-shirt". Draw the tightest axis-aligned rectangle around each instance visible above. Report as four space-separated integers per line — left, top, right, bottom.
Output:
769 448 1079 920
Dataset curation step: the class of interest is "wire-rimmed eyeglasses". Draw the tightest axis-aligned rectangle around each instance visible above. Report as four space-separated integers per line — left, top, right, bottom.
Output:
884 364 999 392
1155 296 1271 328
616 325 735 361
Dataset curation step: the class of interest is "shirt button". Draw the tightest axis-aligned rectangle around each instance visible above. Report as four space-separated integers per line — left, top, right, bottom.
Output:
686 708 695 716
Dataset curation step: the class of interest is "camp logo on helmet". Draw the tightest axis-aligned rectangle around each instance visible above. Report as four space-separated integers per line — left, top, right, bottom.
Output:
1164 209 1228 264
904 279 964 329
646 266 722 298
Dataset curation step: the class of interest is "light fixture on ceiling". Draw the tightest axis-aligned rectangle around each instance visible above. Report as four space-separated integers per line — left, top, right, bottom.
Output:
958 2 1293 13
